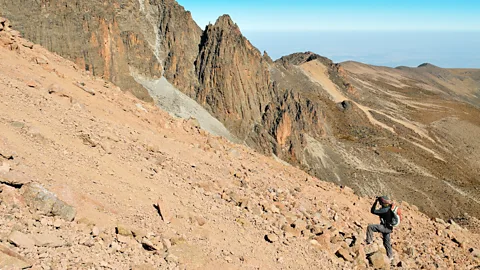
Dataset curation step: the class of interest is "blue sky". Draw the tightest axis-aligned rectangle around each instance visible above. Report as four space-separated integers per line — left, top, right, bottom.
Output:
178 0 480 31
177 1 480 67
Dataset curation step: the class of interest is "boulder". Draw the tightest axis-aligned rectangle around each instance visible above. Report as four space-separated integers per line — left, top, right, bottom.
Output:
8 231 35 249
368 251 386 269
33 233 65 247
336 247 354 262
0 170 31 187
21 183 76 221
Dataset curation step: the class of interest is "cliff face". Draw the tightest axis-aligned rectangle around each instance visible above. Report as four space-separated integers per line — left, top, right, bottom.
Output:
195 15 272 139
0 0 203 101
2 0 480 221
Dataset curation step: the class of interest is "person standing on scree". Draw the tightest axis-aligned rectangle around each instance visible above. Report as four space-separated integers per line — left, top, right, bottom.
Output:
366 196 395 261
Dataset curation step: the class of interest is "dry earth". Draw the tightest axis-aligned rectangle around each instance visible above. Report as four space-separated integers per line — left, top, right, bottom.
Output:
0 19 480 269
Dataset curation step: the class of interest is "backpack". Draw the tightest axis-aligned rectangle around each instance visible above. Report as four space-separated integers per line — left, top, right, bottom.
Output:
391 204 402 227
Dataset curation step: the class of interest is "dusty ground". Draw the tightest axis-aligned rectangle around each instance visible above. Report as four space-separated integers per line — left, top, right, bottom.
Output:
0 22 480 269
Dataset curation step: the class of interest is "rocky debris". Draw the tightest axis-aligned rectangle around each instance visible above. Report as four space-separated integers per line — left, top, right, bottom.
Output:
21 182 76 221
8 230 35 249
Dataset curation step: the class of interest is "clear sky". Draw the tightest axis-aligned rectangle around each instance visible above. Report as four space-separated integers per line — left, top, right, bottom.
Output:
177 0 480 67
177 0 480 31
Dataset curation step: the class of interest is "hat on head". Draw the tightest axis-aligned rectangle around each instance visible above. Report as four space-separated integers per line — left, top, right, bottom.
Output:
379 196 392 205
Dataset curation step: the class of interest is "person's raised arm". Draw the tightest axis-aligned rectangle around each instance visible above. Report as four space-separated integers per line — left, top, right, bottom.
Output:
370 198 378 214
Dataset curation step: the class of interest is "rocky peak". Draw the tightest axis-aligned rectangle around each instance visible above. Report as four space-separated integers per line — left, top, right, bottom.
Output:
194 14 271 139
213 14 237 29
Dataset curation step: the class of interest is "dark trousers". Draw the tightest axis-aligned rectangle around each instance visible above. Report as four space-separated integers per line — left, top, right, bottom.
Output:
366 224 393 259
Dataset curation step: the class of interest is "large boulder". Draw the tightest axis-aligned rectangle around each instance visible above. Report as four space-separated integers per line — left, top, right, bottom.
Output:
21 183 76 221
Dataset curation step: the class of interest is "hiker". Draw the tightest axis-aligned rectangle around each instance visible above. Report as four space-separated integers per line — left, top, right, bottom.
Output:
366 196 396 261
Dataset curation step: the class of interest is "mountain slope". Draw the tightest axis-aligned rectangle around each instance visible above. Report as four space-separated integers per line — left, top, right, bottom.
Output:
2 0 480 223
1 22 479 269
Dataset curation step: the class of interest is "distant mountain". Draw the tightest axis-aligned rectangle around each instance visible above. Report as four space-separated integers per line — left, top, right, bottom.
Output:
2 0 480 221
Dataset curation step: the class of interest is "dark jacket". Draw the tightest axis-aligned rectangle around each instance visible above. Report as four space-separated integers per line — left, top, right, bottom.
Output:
371 200 394 229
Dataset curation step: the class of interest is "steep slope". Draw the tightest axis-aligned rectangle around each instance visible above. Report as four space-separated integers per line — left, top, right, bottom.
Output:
2 0 480 224
1 24 480 270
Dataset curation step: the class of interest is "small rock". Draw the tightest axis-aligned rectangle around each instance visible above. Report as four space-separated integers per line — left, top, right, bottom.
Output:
141 238 160 251
336 248 354 262
20 40 34 49
282 225 301 238
0 162 10 174
162 238 172 249
116 234 130 244
26 81 37 88
195 216 206 226
53 219 62 228
265 233 278 243
292 219 307 231
116 224 132 236
155 199 172 224
92 226 100 237
110 241 121 251
47 84 63 94
471 248 480 258
165 253 179 263
8 231 35 249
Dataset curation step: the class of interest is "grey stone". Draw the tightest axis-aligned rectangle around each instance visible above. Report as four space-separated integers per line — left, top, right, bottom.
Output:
21 182 76 221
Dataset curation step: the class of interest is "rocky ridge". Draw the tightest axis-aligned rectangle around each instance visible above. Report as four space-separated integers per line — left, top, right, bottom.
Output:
0 21 480 269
